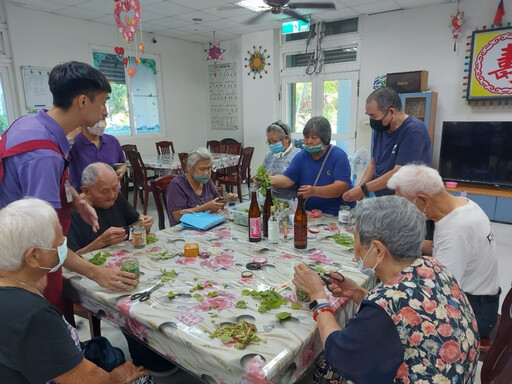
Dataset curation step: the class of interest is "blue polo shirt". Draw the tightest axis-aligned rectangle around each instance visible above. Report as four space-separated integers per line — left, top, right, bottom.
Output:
283 145 353 215
0 109 70 209
372 115 432 196
67 133 125 190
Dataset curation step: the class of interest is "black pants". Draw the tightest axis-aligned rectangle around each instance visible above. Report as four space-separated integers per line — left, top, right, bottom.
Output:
466 288 501 339
123 331 176 372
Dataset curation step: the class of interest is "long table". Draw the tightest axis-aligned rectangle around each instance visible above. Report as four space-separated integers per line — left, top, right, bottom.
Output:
139 153 240 173
66 214 369 383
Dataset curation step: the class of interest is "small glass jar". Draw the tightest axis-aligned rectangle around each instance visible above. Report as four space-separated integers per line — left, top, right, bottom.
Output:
120 257 140 283
338 205 351 224
131 224 146 249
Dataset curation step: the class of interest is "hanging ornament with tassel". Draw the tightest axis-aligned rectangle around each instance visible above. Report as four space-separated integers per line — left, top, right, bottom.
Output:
450 0 465 52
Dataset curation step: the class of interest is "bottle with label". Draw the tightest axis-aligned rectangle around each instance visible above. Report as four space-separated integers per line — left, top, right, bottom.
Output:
262 187 273 237
268 206 279 244
248 188 262 242
294 195 307 249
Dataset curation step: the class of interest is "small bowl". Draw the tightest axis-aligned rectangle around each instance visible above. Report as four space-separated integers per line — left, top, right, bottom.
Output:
445 181 458 189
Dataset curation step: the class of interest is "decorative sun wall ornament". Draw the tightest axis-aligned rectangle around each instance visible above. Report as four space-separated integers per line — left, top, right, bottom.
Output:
450 0 465 52
113 0 145 77
245 46 270 79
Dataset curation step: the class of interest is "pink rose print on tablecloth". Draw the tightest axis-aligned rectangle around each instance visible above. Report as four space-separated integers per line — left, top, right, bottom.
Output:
106 259 123 269
177 310 204 326
276 252 301 260
111 250 131 257
125 317 149 342
306 250 331 264
322 225 339 232
117 295 134 315
175 256 199 265
195 295 234 312
200 250 235 270
211 242 223 247
212 228 232 239
299 341 315 366
238 277 254 285
149 246 162 252
241 355 275 384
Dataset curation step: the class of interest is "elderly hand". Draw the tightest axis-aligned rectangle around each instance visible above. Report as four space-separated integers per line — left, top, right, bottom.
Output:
208 197 226 212
138 215 154 233
293 263 328 301
97 227 127 248
342 186 364 202
326 274 367 304
225 193 238 202
75 199 99 232
297 185 316 200
92 265 138 291
110 362 148 383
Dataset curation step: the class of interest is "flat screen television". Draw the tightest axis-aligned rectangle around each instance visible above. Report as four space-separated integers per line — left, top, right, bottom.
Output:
439 121 512 188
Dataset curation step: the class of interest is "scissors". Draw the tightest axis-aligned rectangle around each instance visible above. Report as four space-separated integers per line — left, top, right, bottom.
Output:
131 283 163 302
307 264 345 286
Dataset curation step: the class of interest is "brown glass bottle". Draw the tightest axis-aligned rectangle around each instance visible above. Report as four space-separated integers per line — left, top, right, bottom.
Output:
294 195 307 249
262 187 272 237
249 189 262 242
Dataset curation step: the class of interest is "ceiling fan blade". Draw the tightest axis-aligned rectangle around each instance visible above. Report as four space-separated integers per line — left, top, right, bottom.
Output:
288 2 336 9
282 8 308 22
246 10 271 24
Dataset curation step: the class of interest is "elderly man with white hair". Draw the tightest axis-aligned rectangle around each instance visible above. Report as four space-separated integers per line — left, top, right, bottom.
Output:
387 164 500 338
0 198 148 383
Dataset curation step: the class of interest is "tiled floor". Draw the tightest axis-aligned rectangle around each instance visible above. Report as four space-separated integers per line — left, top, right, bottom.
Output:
76 189 510 384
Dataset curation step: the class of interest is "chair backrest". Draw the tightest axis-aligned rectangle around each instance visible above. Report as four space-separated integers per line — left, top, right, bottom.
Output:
155 141 175 155
225 141 242 155
124 150 147 187
220 138 238 145
178 152 188 172
207 140 222 153
498 285 512 336
240 146 254 183
481 323 512 384
150 174 176 230
122 144 138 154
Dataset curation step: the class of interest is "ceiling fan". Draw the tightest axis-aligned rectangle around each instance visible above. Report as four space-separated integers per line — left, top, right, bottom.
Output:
222 0 336 24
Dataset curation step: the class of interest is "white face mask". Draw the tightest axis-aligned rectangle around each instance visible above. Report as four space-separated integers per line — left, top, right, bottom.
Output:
413 197 428 220
87 120 106 136
38 237 68 273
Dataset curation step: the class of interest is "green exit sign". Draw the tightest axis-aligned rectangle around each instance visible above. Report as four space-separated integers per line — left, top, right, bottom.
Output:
281 18 310 35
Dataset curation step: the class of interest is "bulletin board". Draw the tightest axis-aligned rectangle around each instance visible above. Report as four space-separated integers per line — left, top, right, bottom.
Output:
21 66 53 109
208 62 239 130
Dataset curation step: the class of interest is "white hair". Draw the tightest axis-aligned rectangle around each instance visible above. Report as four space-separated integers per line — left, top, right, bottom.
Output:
82 162 117 187
187 147 212 169
387 164 444 199
0 198 59 271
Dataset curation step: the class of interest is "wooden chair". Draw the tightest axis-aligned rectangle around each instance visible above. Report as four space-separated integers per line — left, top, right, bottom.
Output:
124 150 155 215
178 152 188 173
155 141 175 155
481 323 512 384
150 174 176 230
218 146 254 203
121 144 138 198
225 141 242 155
479 284 512 361
207 140 222 153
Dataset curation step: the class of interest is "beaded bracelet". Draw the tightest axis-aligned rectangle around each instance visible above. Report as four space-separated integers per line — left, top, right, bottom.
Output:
313 307 334 321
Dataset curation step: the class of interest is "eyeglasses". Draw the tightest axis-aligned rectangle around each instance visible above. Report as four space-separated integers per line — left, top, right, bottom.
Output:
266 137 285 145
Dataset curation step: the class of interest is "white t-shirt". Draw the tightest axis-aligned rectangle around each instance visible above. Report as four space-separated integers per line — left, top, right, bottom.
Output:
433 198 499 296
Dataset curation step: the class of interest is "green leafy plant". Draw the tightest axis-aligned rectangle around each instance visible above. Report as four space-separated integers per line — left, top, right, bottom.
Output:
244 289 288 313
167 291 175 299
160 268 178 282
333 231 355 248
88 251 111 265
146 235 157 244
290 302 302 310
236 300 247 309
276 312 292 321
208 321 264 350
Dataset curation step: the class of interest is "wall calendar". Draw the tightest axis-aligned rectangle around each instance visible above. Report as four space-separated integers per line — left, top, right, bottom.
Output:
208 62 238 130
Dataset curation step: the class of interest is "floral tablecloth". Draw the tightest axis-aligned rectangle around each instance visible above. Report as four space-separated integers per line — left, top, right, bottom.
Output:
65 215 370 384
140 153 240 172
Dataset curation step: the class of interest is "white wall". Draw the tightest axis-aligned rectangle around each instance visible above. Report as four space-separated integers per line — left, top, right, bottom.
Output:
4 3 209 156
357 0 512 166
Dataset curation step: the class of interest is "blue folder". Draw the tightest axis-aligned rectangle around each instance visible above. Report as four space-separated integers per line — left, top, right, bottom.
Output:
180 212 226 231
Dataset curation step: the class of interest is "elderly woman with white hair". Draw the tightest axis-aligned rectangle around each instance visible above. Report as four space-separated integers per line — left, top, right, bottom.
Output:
166 147 235 226
293 195 479 384
0 198 148 383
387 164 501 339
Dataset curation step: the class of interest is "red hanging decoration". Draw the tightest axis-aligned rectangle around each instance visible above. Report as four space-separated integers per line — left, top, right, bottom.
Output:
113 0 144 77
450 0 465 52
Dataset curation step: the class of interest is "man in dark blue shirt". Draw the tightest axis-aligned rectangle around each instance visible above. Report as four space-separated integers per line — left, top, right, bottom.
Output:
343 87 431 201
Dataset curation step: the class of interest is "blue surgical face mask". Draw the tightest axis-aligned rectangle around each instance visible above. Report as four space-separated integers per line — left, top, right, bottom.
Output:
39 237 68 273
194 173 211 184
357 244 379 277
303 143 324 154
269 142 285 154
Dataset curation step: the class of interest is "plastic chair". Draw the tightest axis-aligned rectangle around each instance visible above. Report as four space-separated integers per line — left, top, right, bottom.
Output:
155 141 175 155
207 140 222 153
124 150 156 215
218 146 254 203
481 323 512 384
150 174 176 230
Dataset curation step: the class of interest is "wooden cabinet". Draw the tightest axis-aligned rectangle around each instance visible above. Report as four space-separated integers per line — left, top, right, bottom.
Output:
398 91 438 150
446 183 512 224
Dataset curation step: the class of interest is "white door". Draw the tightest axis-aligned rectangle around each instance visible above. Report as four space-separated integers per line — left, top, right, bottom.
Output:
0 66 17 134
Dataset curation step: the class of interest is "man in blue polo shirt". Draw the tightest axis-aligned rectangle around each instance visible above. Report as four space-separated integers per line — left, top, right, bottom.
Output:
343 87 431 201
0 61 137 314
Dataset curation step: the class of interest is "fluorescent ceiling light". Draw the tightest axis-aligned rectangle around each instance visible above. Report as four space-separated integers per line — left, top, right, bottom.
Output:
235 0 270 12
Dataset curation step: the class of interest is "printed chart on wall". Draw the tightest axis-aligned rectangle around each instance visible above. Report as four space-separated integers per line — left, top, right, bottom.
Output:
209 62 238 130
21 67 53 109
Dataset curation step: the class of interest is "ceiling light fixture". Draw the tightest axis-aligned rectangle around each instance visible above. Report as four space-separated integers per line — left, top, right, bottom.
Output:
192 18 202 22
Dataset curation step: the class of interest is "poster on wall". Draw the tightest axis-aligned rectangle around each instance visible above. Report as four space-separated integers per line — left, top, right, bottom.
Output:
208 62 238 130
21 67 53 109
467 27 512 101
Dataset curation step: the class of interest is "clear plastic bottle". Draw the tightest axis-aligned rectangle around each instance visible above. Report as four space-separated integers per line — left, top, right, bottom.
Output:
268 206 279 245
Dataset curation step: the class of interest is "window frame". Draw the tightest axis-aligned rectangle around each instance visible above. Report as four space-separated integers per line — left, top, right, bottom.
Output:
90 45 166 138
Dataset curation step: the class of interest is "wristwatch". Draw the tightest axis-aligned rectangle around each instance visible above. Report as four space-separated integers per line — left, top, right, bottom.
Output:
360 183 370 197
309 298 329 310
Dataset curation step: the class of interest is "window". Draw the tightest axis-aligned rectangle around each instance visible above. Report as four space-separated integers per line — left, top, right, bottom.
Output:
92 49 163 136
